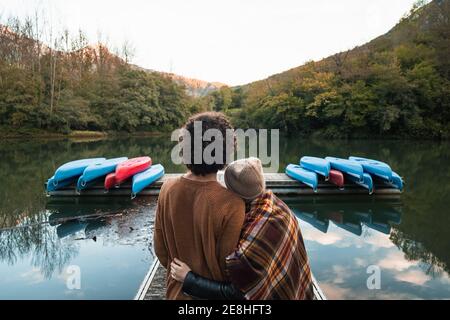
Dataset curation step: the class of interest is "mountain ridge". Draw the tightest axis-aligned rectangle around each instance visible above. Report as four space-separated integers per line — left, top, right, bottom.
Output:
240 0 447 90
130 64 227 97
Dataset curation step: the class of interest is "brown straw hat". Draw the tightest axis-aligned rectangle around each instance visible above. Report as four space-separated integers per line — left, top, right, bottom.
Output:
224 158 265 200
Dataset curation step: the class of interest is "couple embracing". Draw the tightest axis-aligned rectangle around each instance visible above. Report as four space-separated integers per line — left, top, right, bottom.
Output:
154 112 314 300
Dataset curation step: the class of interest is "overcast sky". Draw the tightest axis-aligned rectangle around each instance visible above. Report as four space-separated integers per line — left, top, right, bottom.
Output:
0 0 419 85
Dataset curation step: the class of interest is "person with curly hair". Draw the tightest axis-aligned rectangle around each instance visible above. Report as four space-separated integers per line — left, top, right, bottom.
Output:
154 112 245 300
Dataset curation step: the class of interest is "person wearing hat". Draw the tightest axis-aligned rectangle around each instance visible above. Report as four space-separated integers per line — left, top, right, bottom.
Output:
170 157 315 300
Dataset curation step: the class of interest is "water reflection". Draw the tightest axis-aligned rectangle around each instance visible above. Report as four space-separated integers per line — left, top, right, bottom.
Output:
288 197 450 299
288 197 403 236
0 137 183 228
0 136 449 299
0 197 156 299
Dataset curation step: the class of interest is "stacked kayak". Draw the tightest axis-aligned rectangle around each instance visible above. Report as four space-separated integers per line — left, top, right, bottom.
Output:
329 170 345 189
345 172 374 195
132 164 165 198
325 157 365 182
46 156 165 197
286 165 319 192
349 157 392 182
286 156 404 195
105 157 152 190
77 157 128 191
300 157 330 180
298 156 345 188
47 158 106 192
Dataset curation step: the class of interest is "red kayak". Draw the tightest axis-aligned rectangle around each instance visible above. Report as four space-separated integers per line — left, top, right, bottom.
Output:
104 157 152 189
104 173 118 190
329 170 344 188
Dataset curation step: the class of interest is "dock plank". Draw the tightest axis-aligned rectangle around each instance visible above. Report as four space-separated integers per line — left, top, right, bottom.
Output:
137 262 326 300
142 262 167 301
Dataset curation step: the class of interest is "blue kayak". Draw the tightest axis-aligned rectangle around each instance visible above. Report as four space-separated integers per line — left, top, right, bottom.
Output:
132 164 165 197
300 156 331 179
47 176 78 192
346 173 374 195
77 157 128 191
389 172 404 191
349 156 393 182
53 158 106 184
325 157 364 182
286 164 318 192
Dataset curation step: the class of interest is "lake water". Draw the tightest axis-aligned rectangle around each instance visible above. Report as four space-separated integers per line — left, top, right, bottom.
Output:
0 136 449 299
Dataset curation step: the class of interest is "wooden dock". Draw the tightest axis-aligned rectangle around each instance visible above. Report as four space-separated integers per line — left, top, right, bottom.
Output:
47 172 397 300
47 173 401 197
135 261 326 300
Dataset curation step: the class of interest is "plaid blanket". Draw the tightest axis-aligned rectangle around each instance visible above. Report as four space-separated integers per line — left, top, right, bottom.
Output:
225 190 314 300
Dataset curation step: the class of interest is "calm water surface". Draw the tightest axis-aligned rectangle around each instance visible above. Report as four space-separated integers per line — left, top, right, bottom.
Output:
0 136 449 299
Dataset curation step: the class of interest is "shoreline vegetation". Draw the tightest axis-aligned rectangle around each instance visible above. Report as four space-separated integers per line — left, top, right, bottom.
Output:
3 126 449 141
1 0 449 140
0 126 168 139
0 17 193 137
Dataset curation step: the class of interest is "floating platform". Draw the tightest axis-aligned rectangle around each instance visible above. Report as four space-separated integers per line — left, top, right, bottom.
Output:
46 173 402 197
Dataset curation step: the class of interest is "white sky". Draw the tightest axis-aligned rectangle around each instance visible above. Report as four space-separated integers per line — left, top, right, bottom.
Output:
0 0 418 85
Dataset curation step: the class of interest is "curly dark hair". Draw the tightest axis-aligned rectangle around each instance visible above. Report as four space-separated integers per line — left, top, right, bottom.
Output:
183 112 234 176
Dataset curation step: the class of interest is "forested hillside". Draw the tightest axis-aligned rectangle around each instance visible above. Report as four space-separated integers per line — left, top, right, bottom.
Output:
0 21 192 135
1 0 449 138
206 0 450 139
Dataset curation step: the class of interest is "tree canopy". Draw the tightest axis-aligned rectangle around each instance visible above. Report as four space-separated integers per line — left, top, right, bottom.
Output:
0 19 192 134
209 0 450 139
1 0 449 138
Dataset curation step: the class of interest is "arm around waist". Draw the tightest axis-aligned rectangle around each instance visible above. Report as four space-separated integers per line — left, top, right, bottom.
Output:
182 272 246 300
